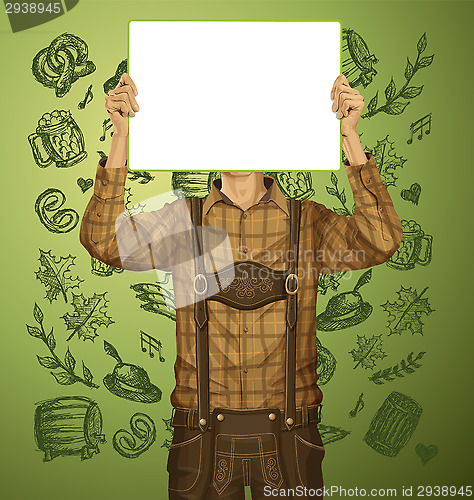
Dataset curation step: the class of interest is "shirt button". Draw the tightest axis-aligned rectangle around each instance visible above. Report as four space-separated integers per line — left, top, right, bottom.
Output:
97 213 101 217
365 177 371 184
243 327 248 333
242 247 248 254
101 179 108 186
379 207 384 213
243 368 248 374
242 213 247 219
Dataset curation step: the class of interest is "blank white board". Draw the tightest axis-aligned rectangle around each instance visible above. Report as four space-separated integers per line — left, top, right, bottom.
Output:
128 21 341 171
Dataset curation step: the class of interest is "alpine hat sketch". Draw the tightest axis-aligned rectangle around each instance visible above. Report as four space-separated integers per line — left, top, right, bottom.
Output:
317 269 373 331
32 33 95 97
316 337 337 385
103 340 162 403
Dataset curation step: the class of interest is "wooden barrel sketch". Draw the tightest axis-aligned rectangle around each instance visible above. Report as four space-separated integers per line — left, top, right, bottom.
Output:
34 396 106 461
364 391 422 457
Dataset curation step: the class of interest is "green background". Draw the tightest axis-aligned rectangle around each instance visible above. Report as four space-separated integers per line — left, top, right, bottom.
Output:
1 1 472 498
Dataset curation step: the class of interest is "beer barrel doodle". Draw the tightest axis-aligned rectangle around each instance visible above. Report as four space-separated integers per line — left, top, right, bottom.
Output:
364 391 422 457
34 396 105 461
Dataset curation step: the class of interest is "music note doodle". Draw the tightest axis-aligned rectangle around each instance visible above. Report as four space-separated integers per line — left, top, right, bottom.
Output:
349 393 365 418
99 118 114 141
140 331 165 362
407 113 432 144
78 84 93 110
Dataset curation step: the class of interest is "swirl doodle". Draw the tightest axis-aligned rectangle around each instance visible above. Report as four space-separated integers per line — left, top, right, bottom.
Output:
113 413 156 459
35 188 79 233
32 33 96 98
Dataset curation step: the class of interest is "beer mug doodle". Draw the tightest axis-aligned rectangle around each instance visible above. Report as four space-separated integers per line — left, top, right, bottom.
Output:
387 219 433 270
28 110 87 168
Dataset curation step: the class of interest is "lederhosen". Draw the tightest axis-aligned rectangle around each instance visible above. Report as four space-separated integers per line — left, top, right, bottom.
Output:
169 197 324 498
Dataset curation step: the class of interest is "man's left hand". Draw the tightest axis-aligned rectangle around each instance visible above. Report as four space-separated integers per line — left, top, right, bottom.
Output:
331 74 365 137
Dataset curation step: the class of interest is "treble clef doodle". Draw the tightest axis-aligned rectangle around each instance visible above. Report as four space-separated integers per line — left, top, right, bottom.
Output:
35 188 79 233
32 33 96 98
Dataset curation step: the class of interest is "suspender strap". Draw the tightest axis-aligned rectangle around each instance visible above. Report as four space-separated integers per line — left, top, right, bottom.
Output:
284 199 301 431
191 197 210 432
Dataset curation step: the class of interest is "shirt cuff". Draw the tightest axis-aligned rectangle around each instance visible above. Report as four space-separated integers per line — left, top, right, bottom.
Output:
344 153 382 194
93 156 128 200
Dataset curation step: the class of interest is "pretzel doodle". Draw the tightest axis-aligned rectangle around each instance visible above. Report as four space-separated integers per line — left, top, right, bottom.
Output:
32 33 96 98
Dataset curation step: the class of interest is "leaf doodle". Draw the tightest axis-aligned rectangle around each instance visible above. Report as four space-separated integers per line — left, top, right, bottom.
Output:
26 303 98 388
35 249 83 303
369 352 427 385
35 188 79 233
350 334 387 370
124 187 146 217
325 171 354 216
381 286 434 336
62 292 114 341
366 136 407 187
128 171 155 184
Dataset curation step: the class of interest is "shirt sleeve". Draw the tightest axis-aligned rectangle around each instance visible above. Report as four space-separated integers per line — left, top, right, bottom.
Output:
79 157 179 272
314 152 403 274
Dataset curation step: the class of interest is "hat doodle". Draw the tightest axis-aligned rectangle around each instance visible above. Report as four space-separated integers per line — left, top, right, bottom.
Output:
103 340 162 403
317 269 373 331
32 33 96 97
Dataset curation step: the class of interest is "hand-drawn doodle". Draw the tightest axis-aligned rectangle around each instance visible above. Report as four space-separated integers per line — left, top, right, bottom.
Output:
318 272 347 295
123 187 146 217
317 269 373 331
326 171 354 216
35 188 79 233
28 110 87 168
77 177 93 193
365 136 407 187
316 337 337 385
387 220 432 270
113 413 156 459
27 303 98 388
78 84 94 109
90 256 124 277
128 170 155 184
103 340 162 403
171 171 216 198
349 393 365 418
364 391 422 457
99 117 114 141
407 114 432 144
350 334 386 370
34 396 105 461
382 286 434 336
103 59 128 94
32 33 96 97
161 415 174 450
140 331 165 361
369 352 427 385
61 292 114 341
318 424 351 445
342 28 378 88
130 281 177 321
97 150 106 159
265 171 314 200
415 443 438 465
35 249 83 303
362 33 434 119
401 183 422 205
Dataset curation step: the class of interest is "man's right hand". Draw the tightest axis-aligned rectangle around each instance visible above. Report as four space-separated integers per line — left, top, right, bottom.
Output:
105 73 139 138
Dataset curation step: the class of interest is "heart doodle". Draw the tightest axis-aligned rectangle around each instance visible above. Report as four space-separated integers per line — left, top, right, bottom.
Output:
415 443 438 465
77 177 93 193
401 183 422 205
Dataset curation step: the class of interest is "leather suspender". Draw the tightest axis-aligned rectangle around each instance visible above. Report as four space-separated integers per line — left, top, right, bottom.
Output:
191 197 210 432
284 199 301 431
190 196 301 432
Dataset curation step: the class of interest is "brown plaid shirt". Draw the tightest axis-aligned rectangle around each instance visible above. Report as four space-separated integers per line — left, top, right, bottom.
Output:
80 154 402 411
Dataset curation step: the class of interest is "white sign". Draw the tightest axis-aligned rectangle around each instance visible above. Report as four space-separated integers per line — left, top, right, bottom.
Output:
128 21 341 171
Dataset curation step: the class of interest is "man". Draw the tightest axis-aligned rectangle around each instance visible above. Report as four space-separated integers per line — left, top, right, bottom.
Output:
80 73 402 499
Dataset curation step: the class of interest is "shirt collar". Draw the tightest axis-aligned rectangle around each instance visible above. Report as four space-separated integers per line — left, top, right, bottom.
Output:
202 175 289 216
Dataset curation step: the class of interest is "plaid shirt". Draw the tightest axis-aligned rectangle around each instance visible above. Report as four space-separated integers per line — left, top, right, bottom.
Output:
80 154 402 410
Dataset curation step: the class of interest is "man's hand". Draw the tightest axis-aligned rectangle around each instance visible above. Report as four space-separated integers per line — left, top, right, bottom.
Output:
104 73 139 138
331 74 364 137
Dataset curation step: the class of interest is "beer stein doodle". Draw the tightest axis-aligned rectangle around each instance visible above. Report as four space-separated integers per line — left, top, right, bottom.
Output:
28 110 87 168
387 219 433 270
